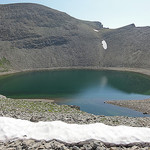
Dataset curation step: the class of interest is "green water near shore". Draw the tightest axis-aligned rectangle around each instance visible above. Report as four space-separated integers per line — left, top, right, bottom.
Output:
0 70 150 116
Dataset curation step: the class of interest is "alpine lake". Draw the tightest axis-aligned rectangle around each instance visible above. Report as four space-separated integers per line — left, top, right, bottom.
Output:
0 69 150 117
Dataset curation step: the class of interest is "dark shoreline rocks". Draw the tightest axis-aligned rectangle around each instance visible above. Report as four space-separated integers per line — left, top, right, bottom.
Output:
68 105 80 110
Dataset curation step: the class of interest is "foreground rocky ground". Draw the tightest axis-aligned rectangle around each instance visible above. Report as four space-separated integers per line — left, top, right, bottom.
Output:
106 99 150 115
0 97 150 150
1 139 150 150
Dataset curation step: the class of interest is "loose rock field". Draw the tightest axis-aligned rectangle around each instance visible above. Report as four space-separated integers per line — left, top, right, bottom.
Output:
0 98 150 149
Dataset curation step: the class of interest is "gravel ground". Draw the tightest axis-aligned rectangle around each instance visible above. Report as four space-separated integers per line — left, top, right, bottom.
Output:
106 99 150 115
1 97 150 127
1 139 150 150
0 97 150 149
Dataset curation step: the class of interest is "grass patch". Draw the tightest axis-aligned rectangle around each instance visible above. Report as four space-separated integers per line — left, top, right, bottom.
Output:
0 57 11 71
0 98 82 114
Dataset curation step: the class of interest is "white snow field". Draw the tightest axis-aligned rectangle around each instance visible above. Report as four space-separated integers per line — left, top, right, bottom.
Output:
0 117 150 144
102 40 107 49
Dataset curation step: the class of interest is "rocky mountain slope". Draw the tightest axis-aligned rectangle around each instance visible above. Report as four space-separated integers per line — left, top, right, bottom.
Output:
0 3 150 70
100 24 150 68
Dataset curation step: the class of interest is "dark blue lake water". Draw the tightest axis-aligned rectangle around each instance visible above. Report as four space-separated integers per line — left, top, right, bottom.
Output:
0 70 150 117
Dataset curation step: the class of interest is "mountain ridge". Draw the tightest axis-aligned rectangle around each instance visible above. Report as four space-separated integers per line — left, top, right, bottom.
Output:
0 3 150 71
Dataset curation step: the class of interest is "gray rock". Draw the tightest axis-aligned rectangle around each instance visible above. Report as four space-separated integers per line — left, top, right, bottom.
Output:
0 95 6 99
68 105 80 110
44 143 52 149
24 139 35 145
83 144 93 150
72 146 80 150
30 116 39 122
94 141 105 148
110 147 117 150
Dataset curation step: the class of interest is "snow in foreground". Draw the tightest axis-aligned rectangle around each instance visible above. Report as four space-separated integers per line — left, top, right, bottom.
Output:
0 117 150 144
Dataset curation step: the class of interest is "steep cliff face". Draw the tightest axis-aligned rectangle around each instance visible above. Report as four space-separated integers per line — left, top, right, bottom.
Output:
0 3 150 70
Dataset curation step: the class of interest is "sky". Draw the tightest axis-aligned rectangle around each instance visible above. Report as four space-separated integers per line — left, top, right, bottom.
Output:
0 0 150 29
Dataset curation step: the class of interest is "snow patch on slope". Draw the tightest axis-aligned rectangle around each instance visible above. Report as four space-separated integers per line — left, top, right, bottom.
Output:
102 40 107 49
93 29 99 32
0 117 150 144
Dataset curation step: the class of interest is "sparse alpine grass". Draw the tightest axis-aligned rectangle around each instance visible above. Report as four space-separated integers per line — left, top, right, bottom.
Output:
0 98 82 114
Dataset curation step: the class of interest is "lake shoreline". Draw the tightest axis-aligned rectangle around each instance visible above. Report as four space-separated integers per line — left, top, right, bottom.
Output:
1 66 150 77
1 66 150 116
106 99 150 115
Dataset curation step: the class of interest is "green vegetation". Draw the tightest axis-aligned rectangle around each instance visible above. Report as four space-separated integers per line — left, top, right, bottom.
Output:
0 57 11 71
0 98 82 114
